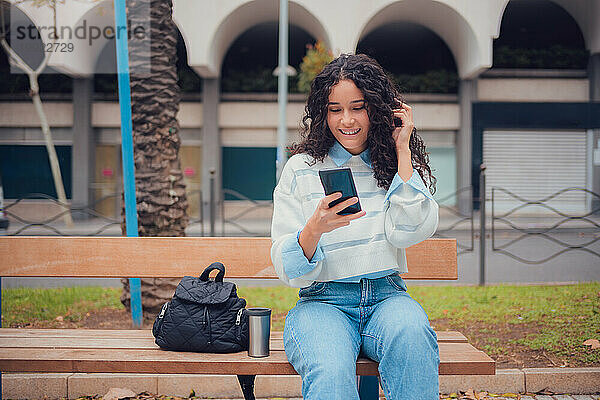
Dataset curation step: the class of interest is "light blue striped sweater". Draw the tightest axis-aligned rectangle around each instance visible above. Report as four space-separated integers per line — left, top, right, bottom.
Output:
270 144 439 288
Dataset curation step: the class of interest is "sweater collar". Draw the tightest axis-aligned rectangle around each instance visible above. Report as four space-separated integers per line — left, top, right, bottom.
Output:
329 140 372 168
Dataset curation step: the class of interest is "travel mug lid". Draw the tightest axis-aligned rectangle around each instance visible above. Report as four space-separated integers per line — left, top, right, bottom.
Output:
246 307 271 316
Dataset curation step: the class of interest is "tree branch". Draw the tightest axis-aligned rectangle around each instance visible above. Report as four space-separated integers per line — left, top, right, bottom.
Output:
0 37 34 75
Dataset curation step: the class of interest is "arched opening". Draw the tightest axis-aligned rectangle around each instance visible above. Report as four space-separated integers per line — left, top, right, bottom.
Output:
0 1 72 95
220 21 316 93
356 21 460 202
94 26 201 96
219 21 318 201
176 28 202 95
493 0 588 69
356 22 458 94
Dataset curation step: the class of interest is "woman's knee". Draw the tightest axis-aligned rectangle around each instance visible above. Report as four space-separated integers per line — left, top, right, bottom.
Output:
283 303 360 375
372 296 438 353
378 295 431 331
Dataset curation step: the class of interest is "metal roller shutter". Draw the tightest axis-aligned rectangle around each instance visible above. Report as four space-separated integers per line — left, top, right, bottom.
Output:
483 130 587 215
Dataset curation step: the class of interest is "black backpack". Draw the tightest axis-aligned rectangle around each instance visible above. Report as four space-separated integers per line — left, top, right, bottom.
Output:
152 262 249 353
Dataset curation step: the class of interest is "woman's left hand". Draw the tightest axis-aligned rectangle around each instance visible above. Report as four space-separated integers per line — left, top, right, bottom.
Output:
392 102 414 153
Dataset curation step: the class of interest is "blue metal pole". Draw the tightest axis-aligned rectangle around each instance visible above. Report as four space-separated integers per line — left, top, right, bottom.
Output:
113 0 143 328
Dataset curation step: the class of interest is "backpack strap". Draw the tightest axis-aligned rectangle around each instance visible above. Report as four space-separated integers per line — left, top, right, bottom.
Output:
199 262 226 282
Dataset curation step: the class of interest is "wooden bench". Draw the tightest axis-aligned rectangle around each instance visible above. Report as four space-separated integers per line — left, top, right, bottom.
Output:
0 237 495 399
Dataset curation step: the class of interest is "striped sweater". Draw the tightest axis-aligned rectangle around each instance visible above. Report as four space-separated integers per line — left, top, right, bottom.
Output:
270 144 439 288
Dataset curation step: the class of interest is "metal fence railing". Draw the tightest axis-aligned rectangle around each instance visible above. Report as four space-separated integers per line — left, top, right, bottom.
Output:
3 192 122 236
433 186 475 256
490 186 600 264
2 189 206 237
219 188 273 237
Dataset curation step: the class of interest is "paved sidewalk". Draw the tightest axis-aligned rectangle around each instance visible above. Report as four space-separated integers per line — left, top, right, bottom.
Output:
3 368 600 399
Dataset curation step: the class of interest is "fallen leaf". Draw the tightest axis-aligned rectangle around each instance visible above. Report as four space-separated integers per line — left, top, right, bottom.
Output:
55 316 63 322
463 389 476 399
583 339 600 349
102 387 136 400
536 388 554 395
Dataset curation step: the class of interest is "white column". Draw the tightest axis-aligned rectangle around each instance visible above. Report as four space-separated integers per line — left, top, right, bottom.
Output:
71 77 94 220
201 78 221 228
457 78 477 215
588 53 600 212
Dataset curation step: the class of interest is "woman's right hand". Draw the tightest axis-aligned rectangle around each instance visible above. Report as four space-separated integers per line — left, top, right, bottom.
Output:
298 192 366 261
305 192 366 237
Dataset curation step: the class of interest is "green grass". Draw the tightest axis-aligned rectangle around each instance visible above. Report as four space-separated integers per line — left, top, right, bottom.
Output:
237 286 299 331
2 283 599 366
1 287 123 326
409 283 600 323
408 283 600 365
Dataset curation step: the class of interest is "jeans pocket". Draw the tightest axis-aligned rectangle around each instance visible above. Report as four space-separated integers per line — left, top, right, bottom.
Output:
298 281 327 297
385 274 407 292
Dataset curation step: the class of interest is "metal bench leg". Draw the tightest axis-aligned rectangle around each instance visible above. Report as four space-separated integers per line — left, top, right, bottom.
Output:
236 374 256 400
358 375 379 400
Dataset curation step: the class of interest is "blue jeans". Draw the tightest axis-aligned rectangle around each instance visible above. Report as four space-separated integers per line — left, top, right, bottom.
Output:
283 274 439 400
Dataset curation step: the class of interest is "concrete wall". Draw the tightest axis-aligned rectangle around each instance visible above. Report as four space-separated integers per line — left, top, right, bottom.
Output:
478 79 589 102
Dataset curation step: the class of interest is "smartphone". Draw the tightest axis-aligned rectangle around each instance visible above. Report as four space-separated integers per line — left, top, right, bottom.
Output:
393 99 403 127
318 168 362 215
393 116 403 127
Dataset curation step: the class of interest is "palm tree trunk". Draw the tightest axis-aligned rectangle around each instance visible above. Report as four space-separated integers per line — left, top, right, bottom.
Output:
120 0 188 318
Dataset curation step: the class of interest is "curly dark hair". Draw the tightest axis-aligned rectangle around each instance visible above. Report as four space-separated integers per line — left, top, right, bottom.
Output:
290 53 436 194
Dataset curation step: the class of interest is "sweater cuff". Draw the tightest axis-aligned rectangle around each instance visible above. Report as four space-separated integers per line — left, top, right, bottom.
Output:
385 170 434 203
281 230 325 280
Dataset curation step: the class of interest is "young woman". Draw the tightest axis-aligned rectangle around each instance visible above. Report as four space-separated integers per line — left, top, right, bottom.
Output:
271 53 440 399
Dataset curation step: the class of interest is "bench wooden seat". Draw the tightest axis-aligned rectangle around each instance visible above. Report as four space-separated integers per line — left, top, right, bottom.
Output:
0 236 495 397
0 329 494 376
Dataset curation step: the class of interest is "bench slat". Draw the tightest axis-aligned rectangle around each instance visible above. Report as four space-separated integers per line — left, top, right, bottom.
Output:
0 329 467 343
0 329 154 339
0 237 457 280
0 342 494 375
0 329 468 350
